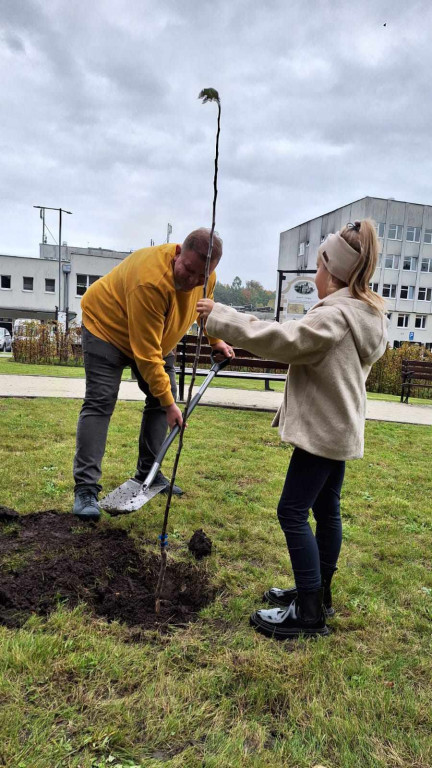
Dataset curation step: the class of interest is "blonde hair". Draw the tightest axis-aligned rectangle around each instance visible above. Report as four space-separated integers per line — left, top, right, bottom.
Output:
339 219 386 312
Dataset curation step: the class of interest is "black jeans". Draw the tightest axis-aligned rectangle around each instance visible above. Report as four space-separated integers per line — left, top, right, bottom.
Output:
73 326 177 493
277 447 345 591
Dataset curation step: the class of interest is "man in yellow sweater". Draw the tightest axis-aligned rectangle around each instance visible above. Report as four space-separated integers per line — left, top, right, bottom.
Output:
73 228 232 520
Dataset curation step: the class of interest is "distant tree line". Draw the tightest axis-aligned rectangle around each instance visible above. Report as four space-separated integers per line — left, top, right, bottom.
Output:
213 277 276 308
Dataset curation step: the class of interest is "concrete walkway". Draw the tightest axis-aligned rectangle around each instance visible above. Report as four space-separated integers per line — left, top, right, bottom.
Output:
0 373 431 426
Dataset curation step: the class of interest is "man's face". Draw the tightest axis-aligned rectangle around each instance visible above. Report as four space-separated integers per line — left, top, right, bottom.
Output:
173 249 218 292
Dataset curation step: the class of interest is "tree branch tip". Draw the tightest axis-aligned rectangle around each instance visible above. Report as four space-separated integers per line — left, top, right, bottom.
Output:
198 88 220 104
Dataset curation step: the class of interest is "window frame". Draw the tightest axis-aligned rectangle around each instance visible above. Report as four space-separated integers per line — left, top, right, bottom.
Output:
388 224 403 241
420 258 432 273
406 226 421 243
402 256 418 271
424 229 432 244
417 287 432 301
415 315 427 329
382 283 397 298
76 274 102 297
384 254 399 269
397 314 409 328
22 276 34 292
45 278 56 293
400 285 415 300
0 275 11 290
375 222 385 238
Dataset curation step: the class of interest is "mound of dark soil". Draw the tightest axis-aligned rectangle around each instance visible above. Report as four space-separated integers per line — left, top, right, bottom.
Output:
188 529 212 560
0 510 214 630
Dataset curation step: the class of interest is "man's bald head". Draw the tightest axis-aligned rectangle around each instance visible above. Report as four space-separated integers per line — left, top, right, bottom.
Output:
173 228 223 292
182 228 223 264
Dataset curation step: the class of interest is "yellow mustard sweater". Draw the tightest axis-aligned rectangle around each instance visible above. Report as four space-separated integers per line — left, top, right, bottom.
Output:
81 243 220 407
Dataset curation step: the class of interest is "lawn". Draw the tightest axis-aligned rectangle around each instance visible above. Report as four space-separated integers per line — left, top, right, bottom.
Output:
1 356 432 403
0 398 431 767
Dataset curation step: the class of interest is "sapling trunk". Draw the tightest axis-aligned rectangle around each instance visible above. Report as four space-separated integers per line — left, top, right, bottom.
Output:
155 89 221 614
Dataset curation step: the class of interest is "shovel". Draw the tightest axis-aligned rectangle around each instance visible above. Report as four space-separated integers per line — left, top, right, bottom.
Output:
100 353 231 515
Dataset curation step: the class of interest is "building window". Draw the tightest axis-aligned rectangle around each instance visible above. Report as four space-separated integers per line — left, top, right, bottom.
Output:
400 285 415 300
384 254 399 269
45 278 55 293
369 282 379 292
406 226 421 242
418 287 432 301
76 274 101 296
397 314 409 328
388 224 403 241
420 258 432 273
375 222 385 238
382 284 397 298
415 315 426 329
23 276 34 291
403 256 418 271
1 275 11 289
424 229 432 244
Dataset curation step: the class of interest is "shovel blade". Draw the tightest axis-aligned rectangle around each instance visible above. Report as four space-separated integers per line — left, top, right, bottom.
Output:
100 478 166 516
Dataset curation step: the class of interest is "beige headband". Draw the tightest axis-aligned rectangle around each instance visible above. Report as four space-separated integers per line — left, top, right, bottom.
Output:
318 232 361 284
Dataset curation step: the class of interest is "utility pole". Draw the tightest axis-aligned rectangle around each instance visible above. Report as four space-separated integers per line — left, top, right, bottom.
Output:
33 205 72 316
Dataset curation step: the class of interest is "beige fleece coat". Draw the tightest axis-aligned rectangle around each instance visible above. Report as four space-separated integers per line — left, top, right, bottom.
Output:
206 288 388 460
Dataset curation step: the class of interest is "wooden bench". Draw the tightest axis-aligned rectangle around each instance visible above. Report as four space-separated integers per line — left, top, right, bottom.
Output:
400 359 432 403
176 333 288 401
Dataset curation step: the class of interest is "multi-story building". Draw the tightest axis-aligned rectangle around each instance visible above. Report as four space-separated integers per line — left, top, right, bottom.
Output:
276 196 432 348
0 243 131 334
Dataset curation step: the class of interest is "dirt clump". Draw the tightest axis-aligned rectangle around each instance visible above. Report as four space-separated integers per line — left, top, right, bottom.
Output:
0 510 214 630
188 529 212 560
0 505 19 523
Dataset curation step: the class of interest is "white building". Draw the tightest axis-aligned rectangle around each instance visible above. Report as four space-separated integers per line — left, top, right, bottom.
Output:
277 196 432 349
0 243 131 333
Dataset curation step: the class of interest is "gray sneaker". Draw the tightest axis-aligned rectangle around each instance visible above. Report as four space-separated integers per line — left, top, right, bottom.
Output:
73 489 101 521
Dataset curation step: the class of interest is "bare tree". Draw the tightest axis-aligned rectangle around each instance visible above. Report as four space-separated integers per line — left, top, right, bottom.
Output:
155 88 222 614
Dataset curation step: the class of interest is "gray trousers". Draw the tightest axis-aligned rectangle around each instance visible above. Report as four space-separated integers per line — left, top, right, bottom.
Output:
73 326 177 493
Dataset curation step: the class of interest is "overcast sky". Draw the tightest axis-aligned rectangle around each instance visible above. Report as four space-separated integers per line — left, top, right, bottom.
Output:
1 0 431 287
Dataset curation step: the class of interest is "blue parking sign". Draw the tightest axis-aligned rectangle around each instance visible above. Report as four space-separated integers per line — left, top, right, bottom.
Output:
409 332 414 341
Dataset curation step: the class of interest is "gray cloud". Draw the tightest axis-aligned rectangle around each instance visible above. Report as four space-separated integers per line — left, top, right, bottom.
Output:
1 0 431 284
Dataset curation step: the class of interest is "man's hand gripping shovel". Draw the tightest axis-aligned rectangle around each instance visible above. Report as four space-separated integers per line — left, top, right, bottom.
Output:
100 353 231 515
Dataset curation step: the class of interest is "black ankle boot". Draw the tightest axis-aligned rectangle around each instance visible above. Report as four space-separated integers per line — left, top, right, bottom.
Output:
250 588 329 640
321 566 337 617
263 569 336 617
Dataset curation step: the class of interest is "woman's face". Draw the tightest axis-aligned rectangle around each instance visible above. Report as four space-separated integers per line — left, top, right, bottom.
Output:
315 260 330 299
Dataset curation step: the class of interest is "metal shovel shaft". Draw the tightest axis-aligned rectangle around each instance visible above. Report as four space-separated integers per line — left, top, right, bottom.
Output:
100 353 230 514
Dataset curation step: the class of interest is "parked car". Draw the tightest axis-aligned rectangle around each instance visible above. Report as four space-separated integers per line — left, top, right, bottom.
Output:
0 327 12 352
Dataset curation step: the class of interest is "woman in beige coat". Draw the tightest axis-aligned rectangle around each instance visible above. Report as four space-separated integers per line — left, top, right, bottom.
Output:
197 220 388 641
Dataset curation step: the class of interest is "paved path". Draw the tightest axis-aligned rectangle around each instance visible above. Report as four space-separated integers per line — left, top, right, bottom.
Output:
1 373 431 426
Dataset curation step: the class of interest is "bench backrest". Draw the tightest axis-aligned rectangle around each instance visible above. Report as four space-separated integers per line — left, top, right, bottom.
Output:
178 333 289 371
401 359 432 382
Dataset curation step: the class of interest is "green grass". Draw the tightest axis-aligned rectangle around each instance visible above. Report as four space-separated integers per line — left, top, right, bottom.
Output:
2 356 432 403
0 356 132 381
0 398 431 767
366 391 432 406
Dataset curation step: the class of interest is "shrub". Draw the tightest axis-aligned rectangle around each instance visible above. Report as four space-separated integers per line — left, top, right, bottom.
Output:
12 321 82 366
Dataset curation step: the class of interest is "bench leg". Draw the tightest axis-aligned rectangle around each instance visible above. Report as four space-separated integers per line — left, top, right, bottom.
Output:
265 379 273 392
